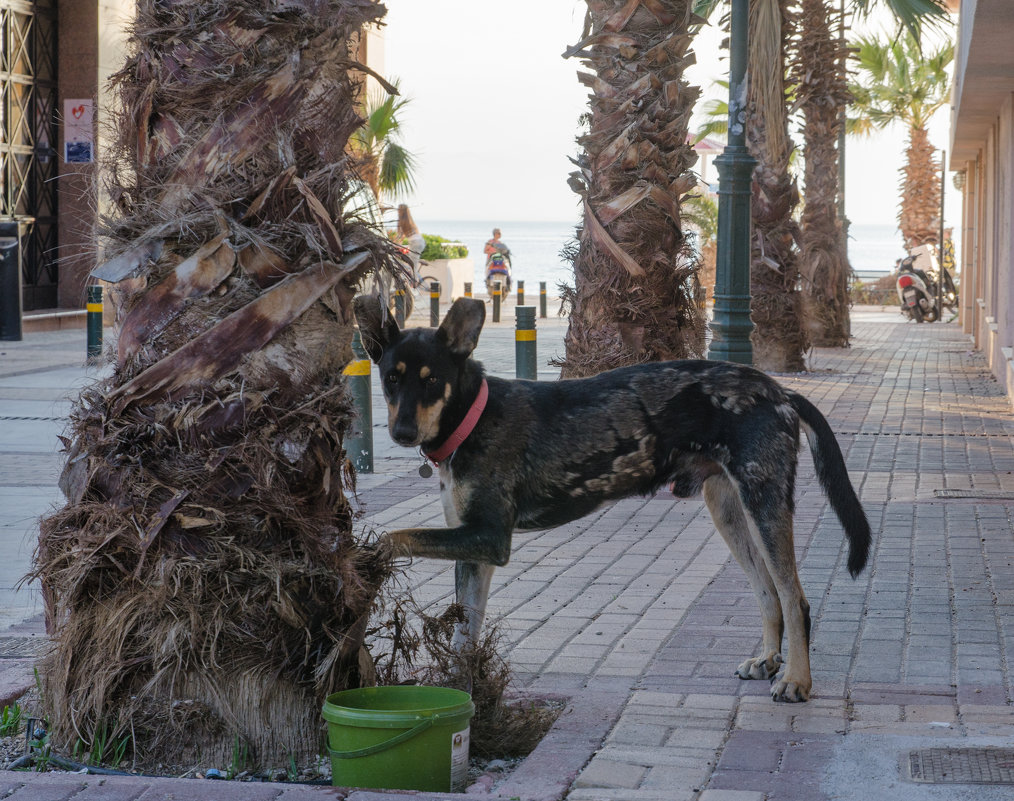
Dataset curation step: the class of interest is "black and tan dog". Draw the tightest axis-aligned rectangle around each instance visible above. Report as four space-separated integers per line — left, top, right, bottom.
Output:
354 295 871 702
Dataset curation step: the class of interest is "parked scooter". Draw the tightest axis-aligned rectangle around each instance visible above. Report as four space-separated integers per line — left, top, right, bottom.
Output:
895 246 958 323
896 256 938 323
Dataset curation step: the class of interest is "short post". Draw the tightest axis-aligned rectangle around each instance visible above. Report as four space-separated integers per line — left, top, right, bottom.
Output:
86 285 103 362
0 229 21 342
492 280 502 323
517 280 524 306
343 330 373 473
539 281 547 318
394 290 406 327
515 306 537 380
429 280 440 327
464 282 472 298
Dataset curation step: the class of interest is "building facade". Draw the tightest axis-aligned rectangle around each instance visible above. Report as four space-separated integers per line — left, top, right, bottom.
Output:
950 0 1014 402
1 0 132 321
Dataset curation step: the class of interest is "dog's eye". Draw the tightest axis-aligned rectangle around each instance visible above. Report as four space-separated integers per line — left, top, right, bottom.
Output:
426 375 439 386
386 373 400 385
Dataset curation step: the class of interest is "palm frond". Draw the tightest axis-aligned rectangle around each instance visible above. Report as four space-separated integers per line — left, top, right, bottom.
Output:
849 0 950 44
378 142 417 197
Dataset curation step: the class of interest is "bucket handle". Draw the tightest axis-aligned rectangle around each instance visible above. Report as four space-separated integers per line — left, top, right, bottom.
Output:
328 717 435 759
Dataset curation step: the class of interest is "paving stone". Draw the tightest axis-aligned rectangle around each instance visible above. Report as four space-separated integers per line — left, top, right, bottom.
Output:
573 757 648 789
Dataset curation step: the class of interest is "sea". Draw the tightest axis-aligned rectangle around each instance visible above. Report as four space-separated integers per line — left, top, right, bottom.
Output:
415 219 907 292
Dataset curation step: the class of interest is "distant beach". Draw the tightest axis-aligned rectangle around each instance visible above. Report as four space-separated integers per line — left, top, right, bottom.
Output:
416 219 908 292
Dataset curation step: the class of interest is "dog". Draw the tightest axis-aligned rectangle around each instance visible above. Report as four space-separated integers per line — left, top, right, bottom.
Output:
353 295 871 702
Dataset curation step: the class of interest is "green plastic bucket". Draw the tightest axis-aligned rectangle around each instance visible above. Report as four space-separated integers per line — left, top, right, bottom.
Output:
322 685 474 792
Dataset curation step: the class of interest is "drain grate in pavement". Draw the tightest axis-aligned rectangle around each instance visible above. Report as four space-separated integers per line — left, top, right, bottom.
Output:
933 489 1014 500
908 748 1014 784
0 636 46 659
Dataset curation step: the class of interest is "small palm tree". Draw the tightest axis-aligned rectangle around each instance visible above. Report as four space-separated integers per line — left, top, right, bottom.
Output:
350 79 418 200
849 32 953 248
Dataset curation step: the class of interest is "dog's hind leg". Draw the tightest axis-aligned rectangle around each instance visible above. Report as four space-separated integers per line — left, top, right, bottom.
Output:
703 474 786 683
451 560 496 652
732 472 813 703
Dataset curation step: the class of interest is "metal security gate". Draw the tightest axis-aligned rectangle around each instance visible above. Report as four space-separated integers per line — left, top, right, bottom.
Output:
0 0 58 310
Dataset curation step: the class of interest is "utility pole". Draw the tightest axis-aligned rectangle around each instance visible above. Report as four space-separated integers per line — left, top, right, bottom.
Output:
709 0 755 364
937 150 945 319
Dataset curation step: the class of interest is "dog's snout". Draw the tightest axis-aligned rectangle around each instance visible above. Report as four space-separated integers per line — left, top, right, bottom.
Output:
391 418 419 446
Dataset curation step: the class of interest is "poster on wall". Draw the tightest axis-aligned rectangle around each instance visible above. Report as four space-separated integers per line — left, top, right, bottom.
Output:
64 99 94 164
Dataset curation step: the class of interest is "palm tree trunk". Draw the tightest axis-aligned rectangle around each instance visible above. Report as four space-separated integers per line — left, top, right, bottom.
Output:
794 0 852 347
34 0 395 772
899 125 941 248
747 0 809 372
559 0 705 378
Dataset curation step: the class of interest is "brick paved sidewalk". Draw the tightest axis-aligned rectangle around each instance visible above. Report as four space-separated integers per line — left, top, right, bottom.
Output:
353 309 1014 800
5 307 1014 800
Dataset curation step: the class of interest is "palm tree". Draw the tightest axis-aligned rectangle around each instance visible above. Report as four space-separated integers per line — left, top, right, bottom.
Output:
350 79 418 200
34 0 396 772
849 32 953 248
746 0 809 371
558 0 705 378
791 0 852 347
791 0 948 347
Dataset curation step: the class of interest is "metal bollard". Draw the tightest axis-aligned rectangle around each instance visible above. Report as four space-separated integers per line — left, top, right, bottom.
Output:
517 280 524 306
539 281 547 319
394 290 406 327
343 330 373 473
429 280 440 327
515 306 537 380
464 282 472 298
0 231 21 341
86 285 103 362
492 280 501 323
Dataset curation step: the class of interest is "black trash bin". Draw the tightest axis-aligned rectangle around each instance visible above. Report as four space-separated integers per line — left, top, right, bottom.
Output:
0 221 21 342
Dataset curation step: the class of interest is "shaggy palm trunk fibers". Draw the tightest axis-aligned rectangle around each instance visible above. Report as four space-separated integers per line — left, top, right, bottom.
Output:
747 0 809 372
559 0 705 378
899 126 941 249
33 0 400 772
793 0 852 348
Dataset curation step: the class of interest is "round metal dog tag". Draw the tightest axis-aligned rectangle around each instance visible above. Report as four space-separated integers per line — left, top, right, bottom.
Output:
418 462 433 478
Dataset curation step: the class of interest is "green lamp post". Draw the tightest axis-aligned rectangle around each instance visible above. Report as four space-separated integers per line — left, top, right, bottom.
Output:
709 0 755 365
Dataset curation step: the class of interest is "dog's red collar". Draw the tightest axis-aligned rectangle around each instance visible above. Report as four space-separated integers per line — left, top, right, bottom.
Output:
426 379 489 466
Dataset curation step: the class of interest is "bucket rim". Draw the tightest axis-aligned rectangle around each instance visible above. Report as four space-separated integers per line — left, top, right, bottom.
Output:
322 685 474 728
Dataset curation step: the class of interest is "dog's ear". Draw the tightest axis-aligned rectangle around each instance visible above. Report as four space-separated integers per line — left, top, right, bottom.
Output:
437 298 485 359
353 293 399 363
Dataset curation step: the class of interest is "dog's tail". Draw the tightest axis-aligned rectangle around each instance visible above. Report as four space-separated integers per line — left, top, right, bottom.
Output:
791 393 871 578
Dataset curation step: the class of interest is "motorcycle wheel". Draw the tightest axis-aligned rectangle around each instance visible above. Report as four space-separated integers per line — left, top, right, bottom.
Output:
911 305 924 323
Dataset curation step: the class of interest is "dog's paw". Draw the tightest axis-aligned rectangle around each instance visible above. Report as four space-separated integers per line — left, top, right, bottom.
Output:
770 677 810 703
735 652 783 681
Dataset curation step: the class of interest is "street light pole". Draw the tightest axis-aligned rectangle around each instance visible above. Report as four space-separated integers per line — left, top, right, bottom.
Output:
837 0 849 253
709 0 756 364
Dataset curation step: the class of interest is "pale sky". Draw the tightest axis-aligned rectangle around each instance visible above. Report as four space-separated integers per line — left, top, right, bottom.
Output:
381 1 959 230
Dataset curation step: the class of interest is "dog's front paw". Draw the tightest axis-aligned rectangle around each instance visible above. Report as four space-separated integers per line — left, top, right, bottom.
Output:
770 677 810 703
735 652 783 681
